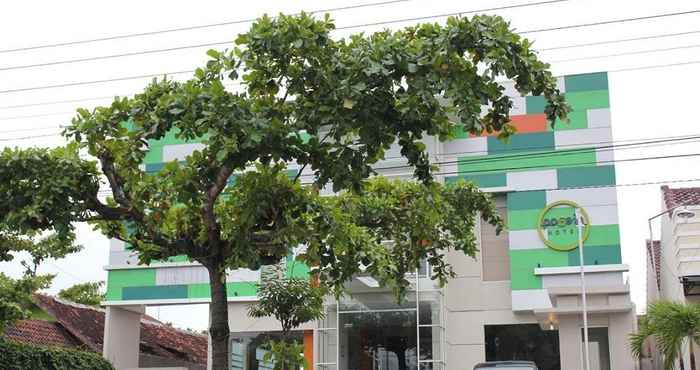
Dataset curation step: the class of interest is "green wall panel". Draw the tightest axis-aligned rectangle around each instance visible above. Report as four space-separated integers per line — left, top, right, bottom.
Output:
487 132 554 154
564 72 608 93
557 165 615 188
188 284 211 299
446 173 507 188
585 224 621 247
550 110 588 131
452 124 469 139
227 282 257 297
567 245 622 266
105 269 156 301
526 96 546 114
459 148 597 174
507 209 542 231
507 191 546 211
123 285 188 300
510 248 569 290
566 90 609 110
144 145 163 164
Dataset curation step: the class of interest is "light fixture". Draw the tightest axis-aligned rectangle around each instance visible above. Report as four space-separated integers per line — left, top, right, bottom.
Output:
676 209 696 220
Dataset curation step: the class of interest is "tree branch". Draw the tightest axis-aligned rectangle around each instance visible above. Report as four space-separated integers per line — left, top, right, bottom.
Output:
202 164 234 251
97 151 131 210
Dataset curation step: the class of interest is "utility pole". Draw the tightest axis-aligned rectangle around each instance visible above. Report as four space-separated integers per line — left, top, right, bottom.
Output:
577 207 591 370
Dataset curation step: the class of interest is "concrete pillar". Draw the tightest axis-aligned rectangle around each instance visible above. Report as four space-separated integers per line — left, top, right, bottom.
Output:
609 311 637 370
559 317 583 370
103 305 143 370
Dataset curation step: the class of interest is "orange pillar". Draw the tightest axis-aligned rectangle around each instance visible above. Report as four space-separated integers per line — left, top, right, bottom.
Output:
304 330 314 370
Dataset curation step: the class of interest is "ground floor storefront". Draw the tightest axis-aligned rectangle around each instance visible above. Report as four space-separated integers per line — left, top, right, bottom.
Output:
226 272 637 370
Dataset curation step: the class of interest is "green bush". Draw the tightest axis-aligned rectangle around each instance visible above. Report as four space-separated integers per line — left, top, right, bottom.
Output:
0 338 114 370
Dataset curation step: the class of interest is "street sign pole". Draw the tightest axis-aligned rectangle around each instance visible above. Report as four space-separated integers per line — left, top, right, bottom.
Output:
577 207 591 370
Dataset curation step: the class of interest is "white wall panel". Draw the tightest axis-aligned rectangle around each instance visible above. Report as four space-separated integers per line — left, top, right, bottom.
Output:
442 137 487 157
156 266 209 285
509 230 547 250
546 187 618 207
162 143 206 161
554 127 612 150
507 169 558 191
587 108 611 128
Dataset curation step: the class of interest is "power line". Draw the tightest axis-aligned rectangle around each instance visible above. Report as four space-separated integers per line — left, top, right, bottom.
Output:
0 0 410 54
2 6 699 94
334 0 569 30
383 133 700 162
0 111 75 121
0 40 233 72
299 136 700 175
0 125 64 134
0 0 569 72
550 43 700 63
0 53 697 112
539 29 700 51
0 133 61 142
0 70 195 95
520 9 700 34
608 59 700 73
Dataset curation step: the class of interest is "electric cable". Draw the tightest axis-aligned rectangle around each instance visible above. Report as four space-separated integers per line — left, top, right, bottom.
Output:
3 7 700 95
0 0 412 54
4 2 696 72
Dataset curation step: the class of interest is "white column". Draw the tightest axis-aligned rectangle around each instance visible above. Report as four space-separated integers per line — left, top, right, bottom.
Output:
559 317 583 370
608 311 637 370
103 305 144 370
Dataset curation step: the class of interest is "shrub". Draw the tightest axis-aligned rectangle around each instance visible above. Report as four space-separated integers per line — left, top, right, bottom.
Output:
0 338 114 370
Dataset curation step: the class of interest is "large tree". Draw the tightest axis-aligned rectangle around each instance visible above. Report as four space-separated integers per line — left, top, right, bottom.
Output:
0 13 567 369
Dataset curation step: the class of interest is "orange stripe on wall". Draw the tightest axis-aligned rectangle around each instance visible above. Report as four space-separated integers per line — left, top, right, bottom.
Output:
304 330 314 370
510 113 547 133
470 113 548 137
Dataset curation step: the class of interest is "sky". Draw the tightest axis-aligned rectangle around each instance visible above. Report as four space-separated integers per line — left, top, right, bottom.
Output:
1 0 700 330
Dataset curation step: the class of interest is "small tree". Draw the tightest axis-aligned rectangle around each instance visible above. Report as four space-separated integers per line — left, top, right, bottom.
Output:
631 301 700 370
248 265 325 370
58 281 105 306
0 13 568 369
0 234 81 333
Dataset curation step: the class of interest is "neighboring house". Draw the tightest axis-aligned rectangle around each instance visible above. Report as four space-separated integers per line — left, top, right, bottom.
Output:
645 185 700 370
4 294 207 370
103 72 637 370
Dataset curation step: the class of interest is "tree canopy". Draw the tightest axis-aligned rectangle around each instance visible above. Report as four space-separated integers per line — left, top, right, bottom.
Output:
58 281 105 307
0 12 568 369
631 301 700 370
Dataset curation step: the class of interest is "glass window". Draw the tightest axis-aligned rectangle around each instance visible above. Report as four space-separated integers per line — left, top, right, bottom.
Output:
231 332 305 370
581 327 611 370
484 324 560 370
339 310 417 370
481 195 510 281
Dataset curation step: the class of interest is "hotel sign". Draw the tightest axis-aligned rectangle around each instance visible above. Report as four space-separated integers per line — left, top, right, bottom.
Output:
537 200 590 251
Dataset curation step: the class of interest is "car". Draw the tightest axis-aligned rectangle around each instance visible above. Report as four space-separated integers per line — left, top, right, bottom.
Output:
473 361 538 370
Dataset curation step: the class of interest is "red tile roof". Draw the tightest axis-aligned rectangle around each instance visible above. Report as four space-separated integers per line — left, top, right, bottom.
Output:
6 294 207 366
661 185 700 212
646 239 661 289
4 319 82 348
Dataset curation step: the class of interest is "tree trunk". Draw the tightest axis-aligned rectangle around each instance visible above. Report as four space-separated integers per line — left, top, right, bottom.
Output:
207 263 230 370
690 340 696 370
680 347 686 370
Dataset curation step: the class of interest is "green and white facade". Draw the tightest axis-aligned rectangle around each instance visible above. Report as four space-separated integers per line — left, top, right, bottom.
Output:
103 72 636 370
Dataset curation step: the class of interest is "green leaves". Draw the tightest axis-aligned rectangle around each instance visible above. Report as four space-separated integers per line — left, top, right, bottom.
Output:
630 301 700 369
0 272 54 334
57 281 105 307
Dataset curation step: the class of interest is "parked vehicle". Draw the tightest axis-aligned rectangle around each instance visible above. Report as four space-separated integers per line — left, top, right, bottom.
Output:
473 361 538 370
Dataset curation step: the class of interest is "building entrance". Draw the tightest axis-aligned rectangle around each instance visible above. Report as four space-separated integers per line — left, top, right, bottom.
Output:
484 324 560 370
